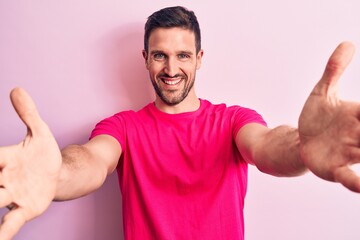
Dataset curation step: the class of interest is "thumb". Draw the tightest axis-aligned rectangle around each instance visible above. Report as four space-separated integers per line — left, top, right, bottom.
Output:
10 88 46 135
316 42 355 97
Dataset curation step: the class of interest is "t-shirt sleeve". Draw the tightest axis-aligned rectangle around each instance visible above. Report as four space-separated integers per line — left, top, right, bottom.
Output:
89 113 126 149
232 107 267 138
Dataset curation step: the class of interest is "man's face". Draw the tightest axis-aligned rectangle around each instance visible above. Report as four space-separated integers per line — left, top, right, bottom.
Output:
143 27 203 106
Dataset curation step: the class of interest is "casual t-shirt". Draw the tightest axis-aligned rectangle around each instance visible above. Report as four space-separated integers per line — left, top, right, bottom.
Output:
90 99 267 240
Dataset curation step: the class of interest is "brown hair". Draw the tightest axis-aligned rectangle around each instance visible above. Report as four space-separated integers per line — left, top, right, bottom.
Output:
144 6 201 54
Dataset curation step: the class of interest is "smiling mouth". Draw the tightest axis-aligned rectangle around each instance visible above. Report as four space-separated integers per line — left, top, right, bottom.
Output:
162 79 182 85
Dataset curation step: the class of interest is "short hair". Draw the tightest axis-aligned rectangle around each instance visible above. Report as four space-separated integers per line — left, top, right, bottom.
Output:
144 6 201 54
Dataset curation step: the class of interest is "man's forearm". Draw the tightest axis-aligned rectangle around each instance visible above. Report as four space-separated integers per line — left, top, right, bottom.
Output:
54 144 108 201
253 126 308 177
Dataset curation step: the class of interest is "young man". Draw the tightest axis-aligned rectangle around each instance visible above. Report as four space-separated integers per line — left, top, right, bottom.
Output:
0 6 359 240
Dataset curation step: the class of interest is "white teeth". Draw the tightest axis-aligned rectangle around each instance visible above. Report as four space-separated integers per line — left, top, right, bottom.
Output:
164 79 181 85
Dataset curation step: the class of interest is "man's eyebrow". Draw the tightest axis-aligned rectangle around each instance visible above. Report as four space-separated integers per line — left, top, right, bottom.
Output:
178 50 194 55
149 50 165 55
149 50 194 55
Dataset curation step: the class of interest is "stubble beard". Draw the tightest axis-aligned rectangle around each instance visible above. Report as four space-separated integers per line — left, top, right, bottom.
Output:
151 75 195 106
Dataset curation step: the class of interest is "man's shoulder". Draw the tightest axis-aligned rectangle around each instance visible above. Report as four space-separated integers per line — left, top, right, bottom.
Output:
200 99 247 113
109 102 153 118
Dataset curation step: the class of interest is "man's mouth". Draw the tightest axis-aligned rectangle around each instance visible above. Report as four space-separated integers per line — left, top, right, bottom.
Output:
162 78 182 85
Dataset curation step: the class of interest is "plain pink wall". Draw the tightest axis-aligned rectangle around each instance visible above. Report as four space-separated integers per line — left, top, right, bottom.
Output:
1 1 360 239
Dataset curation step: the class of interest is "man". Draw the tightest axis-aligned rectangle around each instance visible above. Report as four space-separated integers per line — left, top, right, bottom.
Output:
0 5 359 240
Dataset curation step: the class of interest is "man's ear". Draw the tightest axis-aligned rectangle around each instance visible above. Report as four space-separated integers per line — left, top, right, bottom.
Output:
142 50 149 69
196 49 204 70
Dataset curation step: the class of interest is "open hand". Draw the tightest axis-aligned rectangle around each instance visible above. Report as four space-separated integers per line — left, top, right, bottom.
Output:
0 88 62 239
299 42 360 192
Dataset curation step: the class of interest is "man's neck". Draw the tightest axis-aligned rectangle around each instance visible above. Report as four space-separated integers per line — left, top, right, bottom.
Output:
154 94 200 114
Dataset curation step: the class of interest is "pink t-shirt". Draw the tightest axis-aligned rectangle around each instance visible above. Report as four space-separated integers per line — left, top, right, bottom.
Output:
90 99 266 240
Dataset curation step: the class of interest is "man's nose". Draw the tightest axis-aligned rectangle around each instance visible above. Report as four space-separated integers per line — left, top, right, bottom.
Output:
164 57 178 77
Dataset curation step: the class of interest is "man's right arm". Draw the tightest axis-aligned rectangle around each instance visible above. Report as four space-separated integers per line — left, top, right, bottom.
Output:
0 88 121 240
0 88 122 239
55 134 122 201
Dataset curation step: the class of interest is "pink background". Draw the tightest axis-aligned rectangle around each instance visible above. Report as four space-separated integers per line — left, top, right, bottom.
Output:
1 1 360 239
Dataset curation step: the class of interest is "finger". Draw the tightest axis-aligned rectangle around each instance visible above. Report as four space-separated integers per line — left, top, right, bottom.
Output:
0 144 19 168
334 166 360 192
0 147 11 168
347 147 360 164
0 189 12 208
317 42 355 96
0 208 26 240
10 88 47 136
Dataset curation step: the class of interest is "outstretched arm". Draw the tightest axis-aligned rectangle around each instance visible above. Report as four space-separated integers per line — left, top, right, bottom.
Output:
0 88 121 239
237 42 360 192
236 124 306 177
56 135 120 201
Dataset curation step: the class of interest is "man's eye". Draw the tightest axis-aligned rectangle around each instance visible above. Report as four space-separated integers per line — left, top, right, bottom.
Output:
153 53 165 60
178 54 189 59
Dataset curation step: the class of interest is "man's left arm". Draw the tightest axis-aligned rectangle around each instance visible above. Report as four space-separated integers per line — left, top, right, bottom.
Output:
235 123 307 177
236 42 360 193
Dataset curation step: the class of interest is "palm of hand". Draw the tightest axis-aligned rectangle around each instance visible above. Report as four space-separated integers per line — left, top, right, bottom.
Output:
0 88 62 239
299 42 360 192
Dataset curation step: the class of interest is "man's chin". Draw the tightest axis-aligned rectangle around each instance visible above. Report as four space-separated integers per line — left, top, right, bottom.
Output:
160 95 185 106
162 99 182 106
